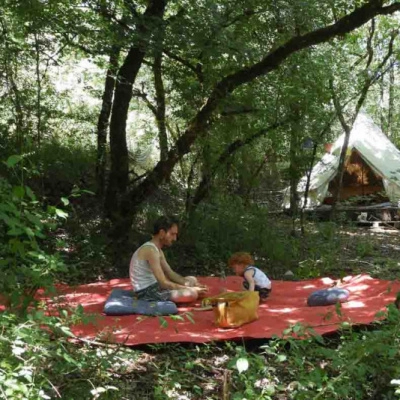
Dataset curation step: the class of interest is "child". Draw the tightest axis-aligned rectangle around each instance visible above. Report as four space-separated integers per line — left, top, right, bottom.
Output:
228 252 272 300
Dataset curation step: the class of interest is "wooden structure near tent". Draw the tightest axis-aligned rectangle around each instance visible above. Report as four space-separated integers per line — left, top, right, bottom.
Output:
323 149 389 205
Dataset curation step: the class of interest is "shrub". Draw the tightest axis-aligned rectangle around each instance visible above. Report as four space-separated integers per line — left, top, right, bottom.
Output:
0 156 135 399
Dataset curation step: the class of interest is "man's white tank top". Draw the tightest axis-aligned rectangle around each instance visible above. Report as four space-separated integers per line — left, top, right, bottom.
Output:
129 241 159 291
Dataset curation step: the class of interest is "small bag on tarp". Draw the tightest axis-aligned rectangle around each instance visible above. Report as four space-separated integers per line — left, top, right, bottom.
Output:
202 291 260 328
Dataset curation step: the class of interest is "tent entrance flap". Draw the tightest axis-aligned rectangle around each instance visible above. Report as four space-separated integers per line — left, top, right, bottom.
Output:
324 149 389 204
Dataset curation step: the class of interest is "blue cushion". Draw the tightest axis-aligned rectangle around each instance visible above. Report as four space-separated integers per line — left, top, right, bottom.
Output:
104 288 178 316
307 288 350 307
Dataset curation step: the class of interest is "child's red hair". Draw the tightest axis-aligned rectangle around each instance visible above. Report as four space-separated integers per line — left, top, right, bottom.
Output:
228 252 254 267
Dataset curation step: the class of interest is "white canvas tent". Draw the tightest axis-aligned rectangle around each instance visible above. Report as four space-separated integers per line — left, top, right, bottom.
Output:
284 112 400 209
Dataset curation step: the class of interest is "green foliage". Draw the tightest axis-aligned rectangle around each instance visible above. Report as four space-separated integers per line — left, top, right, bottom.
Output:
355 238 376 258
175 197 299 276
0 157 68 308
224 305 400 399
29 138 97 199
297 258 323 278
0 159 137 399
227 344 279 400
137 305 400 399
0 309 136 399
149 343 223 399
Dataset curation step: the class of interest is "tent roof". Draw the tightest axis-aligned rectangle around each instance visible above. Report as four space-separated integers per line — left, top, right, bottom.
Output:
298 112 400 194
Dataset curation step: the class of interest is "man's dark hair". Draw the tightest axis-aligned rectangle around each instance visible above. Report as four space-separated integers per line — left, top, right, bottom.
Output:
153 215 179 235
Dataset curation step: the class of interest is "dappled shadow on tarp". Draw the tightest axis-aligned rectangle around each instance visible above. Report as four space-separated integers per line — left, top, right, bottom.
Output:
1 275 399 346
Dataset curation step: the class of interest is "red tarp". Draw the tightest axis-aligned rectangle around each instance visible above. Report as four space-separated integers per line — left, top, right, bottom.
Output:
5 274 400 346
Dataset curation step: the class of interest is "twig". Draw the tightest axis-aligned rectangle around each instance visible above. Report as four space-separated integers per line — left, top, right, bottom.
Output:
0 384 8 400
184 369 212 382
313 355 363 399
222 369 230 400
307 322 350 329
44 377 62 398
346 259 375 267
71 336 120 348
192 306 213 311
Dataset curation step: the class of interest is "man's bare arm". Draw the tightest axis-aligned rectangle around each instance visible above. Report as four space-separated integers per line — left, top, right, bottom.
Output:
159 250 187 285
158 251 208 294
144 247 186 290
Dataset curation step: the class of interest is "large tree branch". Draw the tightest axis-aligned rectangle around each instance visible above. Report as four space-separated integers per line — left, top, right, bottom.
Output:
365 18 375 69
189 119 289 211
212 2 399 92
220 106 263 116
381 2 400 13
355 29 398 117
197 7 268 62
163 49 204 83
91 2 134 32
128 0 400 210
133 89 157 114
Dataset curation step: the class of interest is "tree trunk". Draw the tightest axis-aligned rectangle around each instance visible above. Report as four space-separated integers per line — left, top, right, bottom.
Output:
34 32 42 148
329 121 351 220
300 117 335 234
380 73 385 129
300 143 318 235
244 155 269 205
153 52 168 161
2 19 24 151
388 60 395 139
96 46 120 199
288 117 301 235
104 0 168 267
329 77 355 220
105 49 146 217
8 73 24 152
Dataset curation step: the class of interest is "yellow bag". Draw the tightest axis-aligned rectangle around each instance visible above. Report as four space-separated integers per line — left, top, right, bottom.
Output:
202 291 260 328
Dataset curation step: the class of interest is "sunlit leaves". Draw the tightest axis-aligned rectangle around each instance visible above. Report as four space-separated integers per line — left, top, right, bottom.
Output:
236 357 249 373
5 155 23 167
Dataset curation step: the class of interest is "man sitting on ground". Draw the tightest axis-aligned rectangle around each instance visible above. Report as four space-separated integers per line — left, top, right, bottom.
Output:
129 216 207 303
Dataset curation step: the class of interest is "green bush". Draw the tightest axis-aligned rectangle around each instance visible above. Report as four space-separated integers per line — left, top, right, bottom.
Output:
225 306 400 399
0 309 136 399
0 155 69 307
172 197 298 277
29 138 97 201
0 156 136 399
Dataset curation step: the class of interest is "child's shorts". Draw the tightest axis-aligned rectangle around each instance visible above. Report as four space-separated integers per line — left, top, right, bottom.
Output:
243 281 271 300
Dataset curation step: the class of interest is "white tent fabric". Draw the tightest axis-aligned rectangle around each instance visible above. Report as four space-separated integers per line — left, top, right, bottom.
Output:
285 112 400 208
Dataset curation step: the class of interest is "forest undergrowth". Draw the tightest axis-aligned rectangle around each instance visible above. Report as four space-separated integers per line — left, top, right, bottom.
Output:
52 205 400 400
